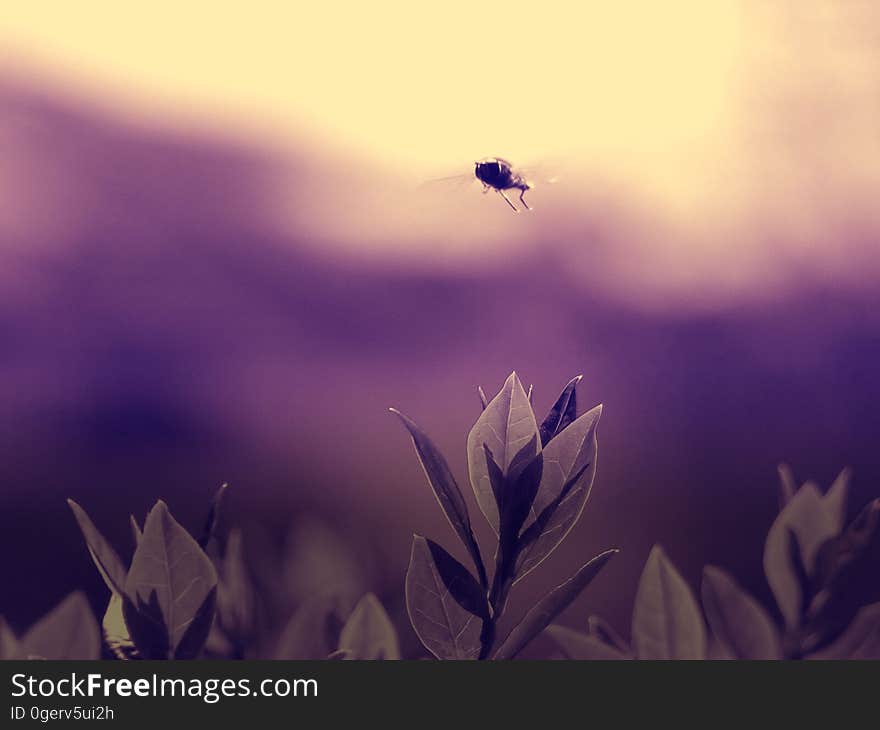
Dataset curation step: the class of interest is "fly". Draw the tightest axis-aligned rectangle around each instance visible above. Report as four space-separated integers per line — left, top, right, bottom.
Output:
474 157 533 212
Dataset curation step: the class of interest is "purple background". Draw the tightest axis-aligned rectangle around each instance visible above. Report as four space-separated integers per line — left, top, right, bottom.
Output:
1 79 878 648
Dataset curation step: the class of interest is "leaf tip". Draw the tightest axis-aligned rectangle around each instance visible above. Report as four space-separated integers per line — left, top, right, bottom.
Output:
388 408 413 429
149 499 171 521
646 543 667 564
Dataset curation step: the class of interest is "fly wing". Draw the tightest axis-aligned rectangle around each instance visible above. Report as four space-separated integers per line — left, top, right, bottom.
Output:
516 163 562 188
419 171 478 190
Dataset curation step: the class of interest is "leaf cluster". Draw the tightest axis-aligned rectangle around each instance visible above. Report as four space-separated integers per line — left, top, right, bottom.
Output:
393 372 616 659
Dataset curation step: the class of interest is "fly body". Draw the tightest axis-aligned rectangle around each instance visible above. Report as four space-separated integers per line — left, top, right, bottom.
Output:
474 157 533 212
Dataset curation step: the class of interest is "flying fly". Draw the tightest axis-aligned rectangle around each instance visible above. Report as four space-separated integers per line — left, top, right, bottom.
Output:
473 157 533 212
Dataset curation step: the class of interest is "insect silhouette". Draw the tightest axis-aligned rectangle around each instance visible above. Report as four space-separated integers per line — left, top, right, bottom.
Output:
474 157 533 212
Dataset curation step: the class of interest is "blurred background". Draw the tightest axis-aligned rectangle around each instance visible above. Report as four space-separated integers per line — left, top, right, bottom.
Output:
1 1 878 653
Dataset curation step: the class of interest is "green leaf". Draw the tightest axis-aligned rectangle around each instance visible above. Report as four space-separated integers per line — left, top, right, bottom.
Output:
391 409 487 587
808 602 880 660
21 592 100 660
539 375 581 446
632 546 706 659
467 372 540 534
493 548 618 660
701 566 781 659
123 500 218 659
338 594 401 660
275 595 352 659
405 535 483 660
67 499 127 596
515 405 602 580
763 479 848 629
545 624 630 659
198 483 229 550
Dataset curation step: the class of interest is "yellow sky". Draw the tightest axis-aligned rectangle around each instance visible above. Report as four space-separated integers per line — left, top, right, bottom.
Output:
0 2 743 185
2 2 878 307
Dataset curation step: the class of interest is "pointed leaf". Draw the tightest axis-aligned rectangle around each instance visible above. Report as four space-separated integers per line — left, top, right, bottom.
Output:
338 593 401 660
829 467 852 503
391 409 487 587
804 498 880 650
67 499 127 596
777 464 797 509
539 375 581 446
123 500 218 658
216 528 255 642
199 483 229 549
174 589 218 660
493 548 618 660
103 594 139 660
130 515 142 545
21 592 100 660
0 616 21 660
427 538 489 620
764 481 848 629
494 437 543 550
121 592 168 660
545 624 631 659
467 372 540 534
702 566 781 659
515 405 602 580
405 535 483 660
632 546 706 659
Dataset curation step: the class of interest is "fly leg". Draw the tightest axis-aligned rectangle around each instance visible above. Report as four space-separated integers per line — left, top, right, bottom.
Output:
518 187 532 211
498 189 519 212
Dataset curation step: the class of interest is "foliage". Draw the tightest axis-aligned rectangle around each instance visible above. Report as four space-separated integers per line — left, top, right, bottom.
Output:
547 470 880 660
393 372 616 659
2 374 878 660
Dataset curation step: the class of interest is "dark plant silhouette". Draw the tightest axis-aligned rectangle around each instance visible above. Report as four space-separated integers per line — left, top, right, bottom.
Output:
547 469 880 660
29 490 400 660
392 372 616 659
2 377 878 660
